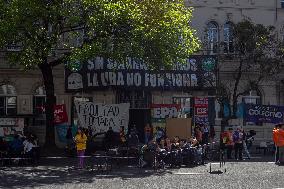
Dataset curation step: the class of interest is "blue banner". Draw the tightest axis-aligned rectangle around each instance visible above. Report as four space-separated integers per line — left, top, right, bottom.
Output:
56 124 77 143
245 105 284 124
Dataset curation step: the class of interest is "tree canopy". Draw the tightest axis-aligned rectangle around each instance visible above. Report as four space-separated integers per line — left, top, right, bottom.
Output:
0 0 200 69
0 0 200 147
216 20 284 117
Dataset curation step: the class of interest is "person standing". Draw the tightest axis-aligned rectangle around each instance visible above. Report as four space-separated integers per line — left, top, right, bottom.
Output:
66 126 73 150
223 128 234 159
277 124 284 165
105 127 114 150
119 126 127 146
202 125 209 144
273 124 280 164
233 126 243 160
75 128 87 169
242 129 251 159
194 126 203 144
144 124 152 144
209 126 216 143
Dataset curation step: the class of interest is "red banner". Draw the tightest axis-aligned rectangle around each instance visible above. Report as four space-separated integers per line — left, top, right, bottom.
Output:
54 104 68 124
194 97 209 125
194 97 208 108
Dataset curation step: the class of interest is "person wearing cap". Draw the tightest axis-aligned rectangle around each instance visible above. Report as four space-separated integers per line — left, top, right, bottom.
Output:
273 124 280 164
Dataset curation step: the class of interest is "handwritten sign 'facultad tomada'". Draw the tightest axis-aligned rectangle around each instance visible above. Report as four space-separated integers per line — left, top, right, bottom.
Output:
75 102 130 133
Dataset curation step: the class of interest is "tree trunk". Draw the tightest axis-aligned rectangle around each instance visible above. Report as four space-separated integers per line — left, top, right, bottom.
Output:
232 58 243 117
39 61 56 148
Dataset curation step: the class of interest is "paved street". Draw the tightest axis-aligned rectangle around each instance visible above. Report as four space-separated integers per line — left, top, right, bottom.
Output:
1 155 284 189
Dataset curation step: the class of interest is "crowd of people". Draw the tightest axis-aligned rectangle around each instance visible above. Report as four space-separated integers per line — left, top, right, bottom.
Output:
220 127 255 160
0 133 40 165
70 123 259 169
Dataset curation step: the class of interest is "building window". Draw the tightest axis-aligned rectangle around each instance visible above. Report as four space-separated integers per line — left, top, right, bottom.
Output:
116 90 151 109
242 90 261 105
33 86 46 126
207 21 219 54
0 84 17 116
243 90 262 126
224 22 234 54
281 0 284 8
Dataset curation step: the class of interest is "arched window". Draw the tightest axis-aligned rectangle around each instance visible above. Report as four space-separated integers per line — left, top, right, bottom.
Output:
207 21 219 54
33 86 47 126
0 84 17 115
224 22 234 53
242 90 261 105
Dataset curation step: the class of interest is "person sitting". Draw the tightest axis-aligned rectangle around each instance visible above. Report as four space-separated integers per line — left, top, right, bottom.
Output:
128 128 139 148
179 139 188 148
24 138 36 160
159 139 166 150
0 137 8 157
171 136 180 150
9 135 23 157
148 139 159 152
189 137 199 147
165 137 172 152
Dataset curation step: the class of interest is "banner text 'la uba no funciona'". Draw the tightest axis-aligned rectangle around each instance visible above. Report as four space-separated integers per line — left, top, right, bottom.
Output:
65 56 217 91
75 102 130 133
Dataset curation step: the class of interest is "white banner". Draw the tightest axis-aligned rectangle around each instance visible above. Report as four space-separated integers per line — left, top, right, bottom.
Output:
0 118 25 137
75 102 130 133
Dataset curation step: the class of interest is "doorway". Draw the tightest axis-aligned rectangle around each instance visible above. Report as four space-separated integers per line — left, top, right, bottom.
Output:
129 109 151 143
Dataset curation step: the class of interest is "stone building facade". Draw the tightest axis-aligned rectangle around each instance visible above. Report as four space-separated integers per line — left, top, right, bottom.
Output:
1 0 284 146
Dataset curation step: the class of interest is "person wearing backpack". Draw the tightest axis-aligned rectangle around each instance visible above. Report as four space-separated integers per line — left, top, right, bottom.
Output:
233 126 243 160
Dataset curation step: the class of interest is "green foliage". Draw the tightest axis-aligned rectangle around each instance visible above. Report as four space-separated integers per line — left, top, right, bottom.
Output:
233 20 283 78
0 0 200 69
215 20 284 117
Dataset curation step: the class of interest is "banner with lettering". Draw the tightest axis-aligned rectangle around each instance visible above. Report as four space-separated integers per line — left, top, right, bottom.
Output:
0 118 24 137
245 105 284 124
56 124 77 143
75 102 130 133
54 104 68 124
65 55 217 91
194 97 209 125
150 104 181 135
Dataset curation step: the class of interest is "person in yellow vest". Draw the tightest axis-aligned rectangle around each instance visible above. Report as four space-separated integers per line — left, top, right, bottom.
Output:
277 124 284 165
75 128 87 169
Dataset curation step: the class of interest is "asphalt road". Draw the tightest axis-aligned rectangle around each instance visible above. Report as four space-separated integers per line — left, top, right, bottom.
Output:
0 156 283 189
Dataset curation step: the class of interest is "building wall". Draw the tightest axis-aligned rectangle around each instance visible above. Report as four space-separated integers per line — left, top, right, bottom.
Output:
1 0 284 146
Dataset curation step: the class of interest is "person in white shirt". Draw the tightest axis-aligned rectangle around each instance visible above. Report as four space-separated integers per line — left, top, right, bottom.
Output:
24 138 35 156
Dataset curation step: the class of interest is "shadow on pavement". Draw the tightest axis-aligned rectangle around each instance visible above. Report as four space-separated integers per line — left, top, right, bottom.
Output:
0 153 276 189
0 157 172 189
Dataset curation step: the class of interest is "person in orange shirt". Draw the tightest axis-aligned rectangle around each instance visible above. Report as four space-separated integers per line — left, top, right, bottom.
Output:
273 124 280 164
75 128 87 169
277 124 284 164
